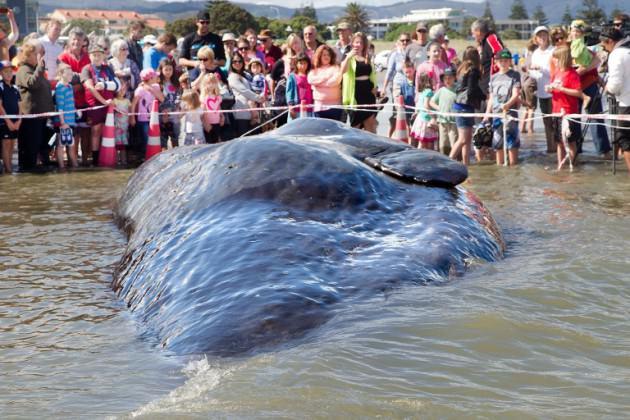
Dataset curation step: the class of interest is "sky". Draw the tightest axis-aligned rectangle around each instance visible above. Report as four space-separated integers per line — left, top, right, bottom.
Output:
148 0 483 6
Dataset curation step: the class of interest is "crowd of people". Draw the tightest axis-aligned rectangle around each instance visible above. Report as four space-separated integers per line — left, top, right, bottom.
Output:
0 8 629 175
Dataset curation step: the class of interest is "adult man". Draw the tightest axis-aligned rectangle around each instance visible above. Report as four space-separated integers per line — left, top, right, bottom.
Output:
528 25 555 153
601 27 630 173
428 23 449 64
303 25 322 60
471 19 504 97
258 29 282 70
127 21 145 71
38 19 63 83
179 11 226 76
335 22 352 62
405 22 429 68
143 33 177 71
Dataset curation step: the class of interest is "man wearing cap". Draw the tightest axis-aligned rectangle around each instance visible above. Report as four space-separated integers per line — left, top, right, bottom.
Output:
406 22 429 68
471 19 504 97
143 33 177 71
529 25 555 152
601 27 630 173
259 29 282 70
335 22 352 62
179 11 226 75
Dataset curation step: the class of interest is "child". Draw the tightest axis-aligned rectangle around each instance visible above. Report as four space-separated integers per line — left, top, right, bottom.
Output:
483 49 521 166
130 68 164 157
158 58 182 149
200 73 224 144
53 63 78 169
410 73 437 149
392 59 415 127
113 81 131 166
179 89 205 146
0 60 20 174
286 53 313 120
545 45 582 170
430 67 457 155
247 57 266 125
416 42 449 90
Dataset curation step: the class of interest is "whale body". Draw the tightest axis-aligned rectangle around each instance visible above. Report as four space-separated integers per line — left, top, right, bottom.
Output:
113 119 504 356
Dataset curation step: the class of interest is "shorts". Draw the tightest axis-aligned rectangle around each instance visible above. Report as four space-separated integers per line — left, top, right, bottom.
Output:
492 118 520 150
86 105 108 125
76 106 90 128
454 104 475 128
615 105 630 152
551 117 581 145
0 124 18 140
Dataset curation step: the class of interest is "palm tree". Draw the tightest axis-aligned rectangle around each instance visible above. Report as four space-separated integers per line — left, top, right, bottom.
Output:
342 2 370 33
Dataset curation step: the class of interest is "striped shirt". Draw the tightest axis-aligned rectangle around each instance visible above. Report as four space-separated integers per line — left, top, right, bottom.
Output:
54 82 76 126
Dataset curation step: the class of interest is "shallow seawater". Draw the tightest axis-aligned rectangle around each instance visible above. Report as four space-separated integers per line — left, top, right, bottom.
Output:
1 130 630 418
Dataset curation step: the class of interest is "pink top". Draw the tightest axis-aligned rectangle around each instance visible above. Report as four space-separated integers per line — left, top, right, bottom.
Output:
416 60 449 90
307 65 342 112
134 83 159 122
296 73 314 107
204 95 222 125
445 48 457 66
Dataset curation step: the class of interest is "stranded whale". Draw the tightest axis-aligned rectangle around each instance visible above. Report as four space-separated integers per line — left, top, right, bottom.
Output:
113 119 504 356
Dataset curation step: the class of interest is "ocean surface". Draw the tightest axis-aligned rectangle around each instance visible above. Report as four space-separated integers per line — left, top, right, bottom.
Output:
1 123 629 418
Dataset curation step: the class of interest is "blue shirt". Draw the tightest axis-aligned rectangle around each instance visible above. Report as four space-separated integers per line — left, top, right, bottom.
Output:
54 82 76 126
143 47 167 71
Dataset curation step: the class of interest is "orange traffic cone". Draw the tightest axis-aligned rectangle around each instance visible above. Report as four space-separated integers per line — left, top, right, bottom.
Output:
98 104 117 167
391 95 409 144
145 99 161 160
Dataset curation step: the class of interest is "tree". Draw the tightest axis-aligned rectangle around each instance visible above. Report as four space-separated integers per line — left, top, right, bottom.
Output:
206 0 259 35
384 23 415 42
561 5 573 26
460 16 477 38
341 2 370 33
609 6 623 20
500 28 521 39
482 1 495 30
67 19 104 36
532 5 549 26
165 17 197 38
293 6 317 22
577 0 606 25
509 0 529 20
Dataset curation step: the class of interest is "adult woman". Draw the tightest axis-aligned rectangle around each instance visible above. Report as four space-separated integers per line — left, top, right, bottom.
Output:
341 32 378 133
228 52 264 137
58 27 91 165
16 41 54 171
308 45 342 121
528 26 555 153
244 29 266 63
382 33 411 135
236 38 255 67
81 44 120 165
449 46 484 166
109 39 140 95
191 46 226 91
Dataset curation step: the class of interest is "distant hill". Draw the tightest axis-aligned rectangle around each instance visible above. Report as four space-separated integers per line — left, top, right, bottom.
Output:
38 0 625 26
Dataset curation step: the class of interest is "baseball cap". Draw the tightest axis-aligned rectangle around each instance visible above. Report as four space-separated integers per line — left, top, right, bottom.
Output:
88 44 105 54
0 60 15 71
571 19 587 31
495 48 512 60
533 25 549 36
197 11 210 21
416 22 428 32
141 34 157 46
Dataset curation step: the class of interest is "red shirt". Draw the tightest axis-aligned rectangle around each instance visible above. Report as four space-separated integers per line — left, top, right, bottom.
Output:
58 51 91 107
551 68 581 114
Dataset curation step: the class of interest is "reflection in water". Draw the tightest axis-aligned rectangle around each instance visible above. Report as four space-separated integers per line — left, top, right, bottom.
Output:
1 130 630 417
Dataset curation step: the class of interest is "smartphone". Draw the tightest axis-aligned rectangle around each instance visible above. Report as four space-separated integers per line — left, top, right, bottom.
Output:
0 7 9 14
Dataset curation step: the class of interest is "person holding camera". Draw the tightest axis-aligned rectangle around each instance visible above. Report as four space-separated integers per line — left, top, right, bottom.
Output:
601 27 630 174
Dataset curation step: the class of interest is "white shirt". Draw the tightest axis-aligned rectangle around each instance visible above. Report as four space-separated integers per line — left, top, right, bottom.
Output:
529 46 553 99
606 38 630 107
39 35 64 81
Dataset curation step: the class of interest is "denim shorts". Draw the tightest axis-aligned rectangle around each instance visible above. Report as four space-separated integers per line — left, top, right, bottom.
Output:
454 104 475 128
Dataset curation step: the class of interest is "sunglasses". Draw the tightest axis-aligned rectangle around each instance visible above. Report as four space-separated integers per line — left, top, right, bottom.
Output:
198 20 209 24
200 57 210 61
120 47 128 51
238 47 248 50
232 60 243 64
399 39 410 43
417 29 427 33
614 22 623 27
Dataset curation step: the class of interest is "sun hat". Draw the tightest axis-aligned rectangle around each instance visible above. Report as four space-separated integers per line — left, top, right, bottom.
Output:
336 22 351 31
222 32 236 42
88 44 105 54
141 34 157 46
571 20 587 31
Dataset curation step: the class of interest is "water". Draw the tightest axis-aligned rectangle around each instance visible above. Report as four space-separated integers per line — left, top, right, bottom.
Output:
1 131 630 418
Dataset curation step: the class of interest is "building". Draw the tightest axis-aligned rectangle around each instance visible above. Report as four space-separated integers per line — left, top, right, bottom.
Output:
369 8 466 40
4 0 39 37
494 19 540 40
44 9 165 35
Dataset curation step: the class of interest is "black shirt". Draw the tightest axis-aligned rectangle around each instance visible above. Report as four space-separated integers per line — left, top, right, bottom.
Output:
180 31 226 64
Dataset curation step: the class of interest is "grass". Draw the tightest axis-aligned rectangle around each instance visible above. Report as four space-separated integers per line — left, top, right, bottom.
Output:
372 39 529 57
